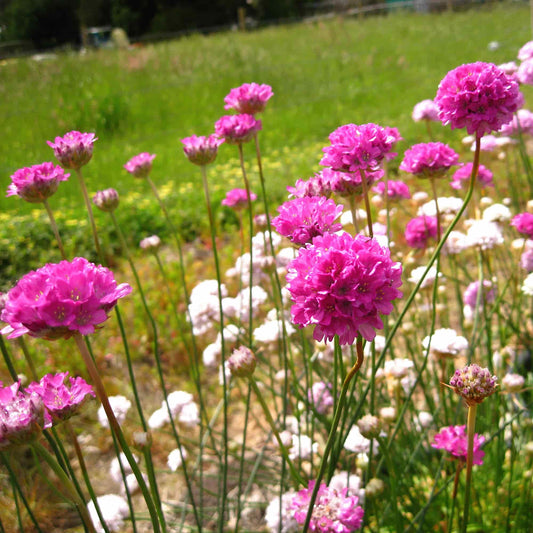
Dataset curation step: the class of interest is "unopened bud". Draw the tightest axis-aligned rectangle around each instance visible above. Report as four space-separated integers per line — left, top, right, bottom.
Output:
227 346 256 378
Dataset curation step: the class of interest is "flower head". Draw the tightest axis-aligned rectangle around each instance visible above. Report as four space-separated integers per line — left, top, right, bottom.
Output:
432 425 485 465
7 163 69 203
1 257 132 340
372 179 411 200
320 123 397 173
139 235 161 252
412 99 440 122
227 346 256 378
124 152 156 178
400 142 459 178
435 62 521 137
499 109 533 137
221 188 257 208
181 134 224 166
517 58 533 85
422 328 468 357
404 215 438 249
287 172 333 198
272 196 343 245
47 131 97 170
291 480 364 532
463 280 495 309
511 212 533 239
93 188 120 212
224 82 273 114
518 41 533 61
286 232 403 344
308 381 334 415
450 162 493 190
325 167 384 197
449 364 498 406
214 114 262 144
87 494 129 533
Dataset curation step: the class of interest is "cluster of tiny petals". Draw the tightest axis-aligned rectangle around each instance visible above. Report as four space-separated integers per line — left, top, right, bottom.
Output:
47 131 97 170
291 480 364 532
1 257 132 340
223 82 273 114
326 167 384 197
140 235 161 252
499 109 533 136
412 99 440 122
449 364 498 406
463 280 495 308
26 372 95 427
226 346 256 378
435 62 521 137
404 215 438 249
400 142 459 178
372 179 411 199
510 212 533 239
287 172 333 198
221 188 257 208
518 41 533 61
432 425 485 465
181 134 224 166
214 114 262 144
272 196 343 245
93 188 120 212
450 162 493 190
286 232 403 344
7 162 70 203
320 123 397 173
124 152 156 178
517 59 533 85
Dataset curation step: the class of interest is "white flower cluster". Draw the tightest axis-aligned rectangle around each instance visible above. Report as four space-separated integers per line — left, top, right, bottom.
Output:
148 390 199 429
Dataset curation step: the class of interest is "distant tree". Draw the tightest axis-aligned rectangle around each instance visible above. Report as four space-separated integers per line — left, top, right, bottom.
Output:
110 0 157 38
78 0 111 28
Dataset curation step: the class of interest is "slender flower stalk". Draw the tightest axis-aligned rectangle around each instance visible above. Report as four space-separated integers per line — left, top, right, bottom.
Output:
462 403 478 532
359 168 373 238
42 199 67 259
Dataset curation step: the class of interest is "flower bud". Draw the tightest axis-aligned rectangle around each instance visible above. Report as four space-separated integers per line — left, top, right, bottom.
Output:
93 188 119 212
357 414 381 439
450 364 498 406
227 346 256 378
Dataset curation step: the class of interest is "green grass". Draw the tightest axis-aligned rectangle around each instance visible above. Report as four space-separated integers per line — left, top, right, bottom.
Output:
0 2 531 288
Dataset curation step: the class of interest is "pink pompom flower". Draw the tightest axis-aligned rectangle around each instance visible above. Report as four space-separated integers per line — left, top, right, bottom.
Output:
287 172 333 199
511 212 533 239
326 167 383 197
1 257 132 340
7 162 69 203
412 99 440 122
518 41 533 61
223 83 273 114
321 123 398 174
286 232 403 344
214 114 262 144
517 58 533 85
47 131 97 170
0 381 45 451
291 480 364 532
124 152 156 179
308 381 334 415
404 215 438 249
435 62 521 137
221 188 257 209
400 142 459 178
372 179 411 200
499 109 533 136
181 134 224 166
26 372 95 427
450 162 493 190
272 196 343 246
432 425 485 465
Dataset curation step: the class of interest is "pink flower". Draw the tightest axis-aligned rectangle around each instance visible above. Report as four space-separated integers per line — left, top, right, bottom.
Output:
325 167 383 197
1 257 132 340
463 280 495 308
221 188 257 208
320 123 398 173
93 188 120 212
518 41 533 61
214 114 262 144
435 62 521 137
372 179 411 200
7 162 69 203
511 212 533 239
450 163 493 190
291 480 364 532
223 83 273 114
404 215 438 249
450 364 498 406
272 196 343 245
47 131 97 170
0 381 45 450
499 109 533 136
517 58 533 85
26 372 95 427
181 134 224 166
124 152 156 178
412 99 440 122
308 382 334 415
400 142 459 178
287 172 333 198
286 232 403 344
432 425 485 465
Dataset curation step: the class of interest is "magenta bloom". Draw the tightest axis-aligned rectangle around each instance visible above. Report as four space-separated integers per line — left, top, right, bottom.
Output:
47 131 97 170
93 188 119 212
499 109 533 137
518 41 533 61
432 425 485 465
287 172 333 199
308 382 334 415
26 372 95 427
0 381 45 451
463 280 495 309
214 114 262 144
286 232 403 344
400 142 459 178
435 62 521 137
1 257 132 340
221 188 257 209
517 58 533 85
372 179 411 200
404 215 438 249
124 152 156 179
223 83 273 114
511 212 533 239
181 134 224 166
450 162 493 190
412 99 440 122
7 162 69 203
291 480 364 532
272 196 343 246
325 167 383 197
320 123 398 174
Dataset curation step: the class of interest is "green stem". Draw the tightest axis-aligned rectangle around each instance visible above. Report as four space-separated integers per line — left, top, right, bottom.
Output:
359 169 373 238
16 337 38 381
0 335 19 382
462 403 478 533
43 199 67 260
